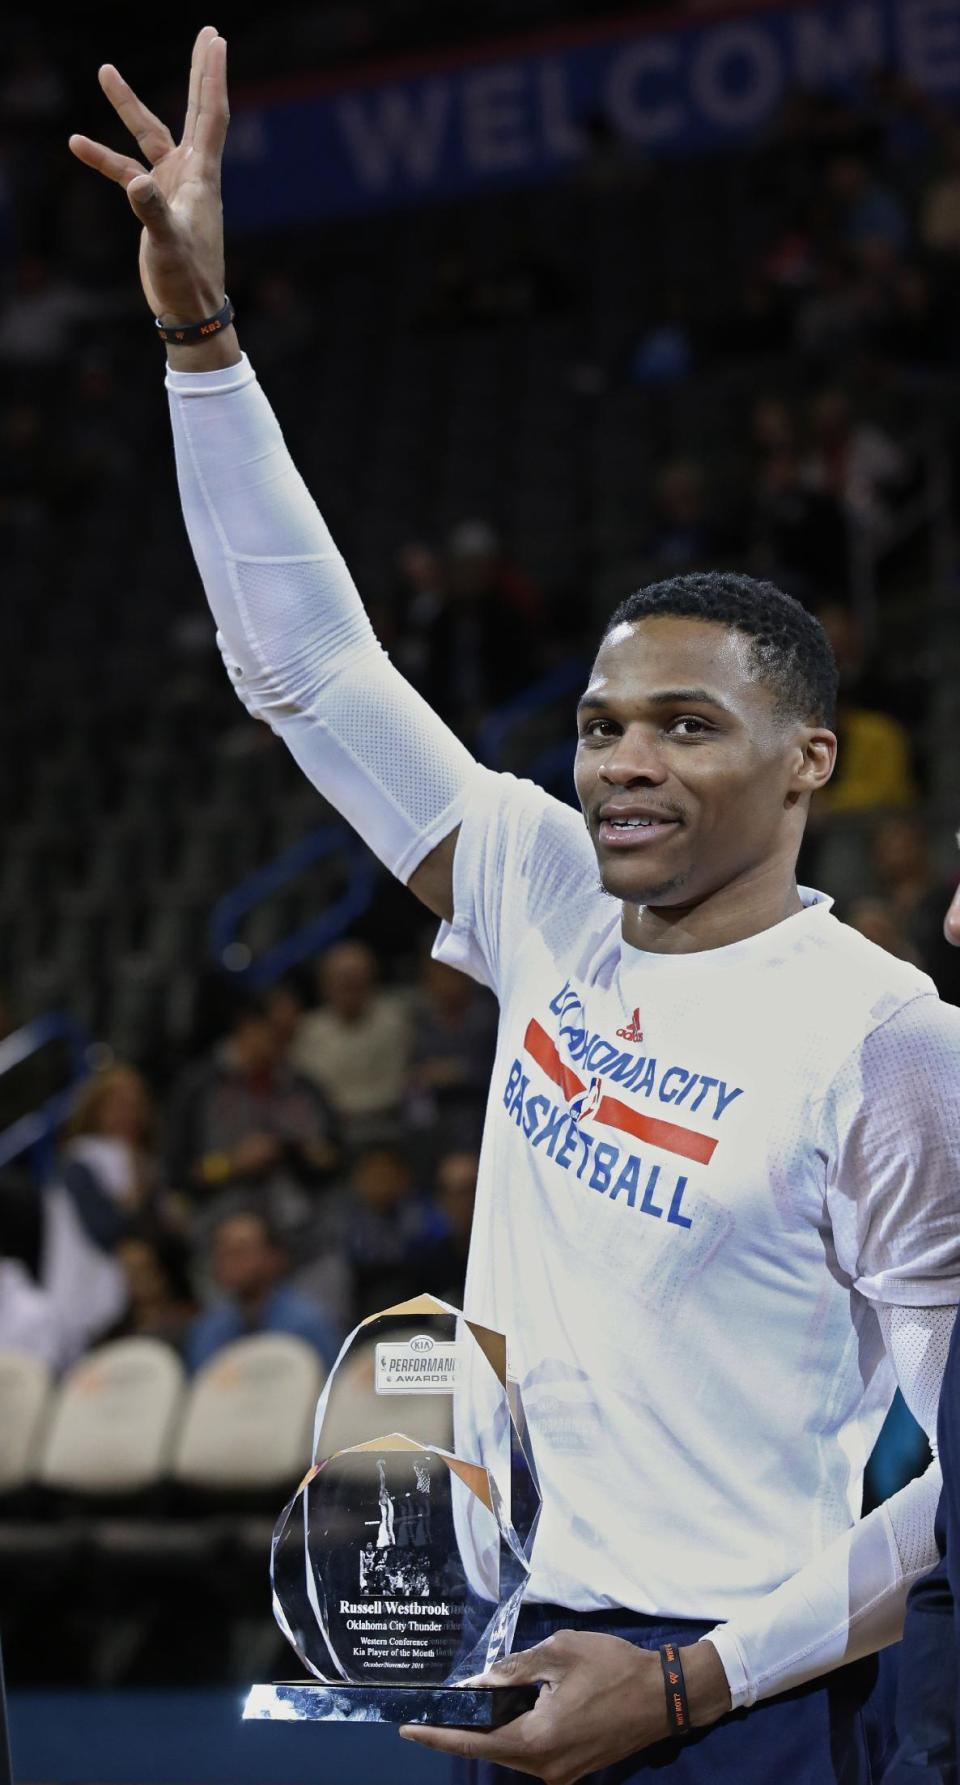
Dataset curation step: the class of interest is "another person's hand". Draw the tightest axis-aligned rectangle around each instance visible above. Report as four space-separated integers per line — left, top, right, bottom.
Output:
399 1631 731 1784
69 25 228 326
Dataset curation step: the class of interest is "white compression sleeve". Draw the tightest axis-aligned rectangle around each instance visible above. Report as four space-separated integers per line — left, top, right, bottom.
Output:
704 1301 956 1709
164 351 479 882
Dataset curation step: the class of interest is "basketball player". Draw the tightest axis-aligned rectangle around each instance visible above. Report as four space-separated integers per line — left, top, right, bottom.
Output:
70 29 960 1783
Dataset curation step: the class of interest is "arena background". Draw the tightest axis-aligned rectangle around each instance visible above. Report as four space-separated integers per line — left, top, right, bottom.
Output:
2 1 960 1778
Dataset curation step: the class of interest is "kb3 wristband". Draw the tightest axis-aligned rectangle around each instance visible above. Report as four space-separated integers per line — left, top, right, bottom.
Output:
155 294 235 345
659 1641 692 1737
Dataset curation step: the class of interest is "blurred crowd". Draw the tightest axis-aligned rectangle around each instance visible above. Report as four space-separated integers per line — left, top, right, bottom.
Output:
1 33 960 1386
0 941 493 1374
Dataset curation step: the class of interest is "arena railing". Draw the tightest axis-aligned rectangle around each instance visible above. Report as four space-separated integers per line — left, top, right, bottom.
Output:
208 823 376 989
0 1010 92 1178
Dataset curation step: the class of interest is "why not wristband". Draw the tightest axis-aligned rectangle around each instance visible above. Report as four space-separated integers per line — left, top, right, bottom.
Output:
155 295 235 345
658 1641 692 1738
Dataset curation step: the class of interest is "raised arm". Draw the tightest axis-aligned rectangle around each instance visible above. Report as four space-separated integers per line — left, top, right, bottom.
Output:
69 26 469 920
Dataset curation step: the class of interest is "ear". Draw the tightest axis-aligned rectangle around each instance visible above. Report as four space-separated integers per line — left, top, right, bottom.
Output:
789 727 837 798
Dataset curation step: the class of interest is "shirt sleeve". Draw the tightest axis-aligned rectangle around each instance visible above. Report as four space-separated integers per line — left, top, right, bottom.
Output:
705 1302 956 1710
431 766 597 998
820 994 960 1306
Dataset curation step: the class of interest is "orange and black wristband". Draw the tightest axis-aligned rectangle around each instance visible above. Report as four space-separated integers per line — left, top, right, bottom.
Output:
659 1641 692 1737
155 295 235 345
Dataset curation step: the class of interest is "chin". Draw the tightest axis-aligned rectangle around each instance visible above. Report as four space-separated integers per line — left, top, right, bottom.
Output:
597 859 692 906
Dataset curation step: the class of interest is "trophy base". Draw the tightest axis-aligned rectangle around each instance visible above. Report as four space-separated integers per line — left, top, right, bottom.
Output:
244 1680 537 1728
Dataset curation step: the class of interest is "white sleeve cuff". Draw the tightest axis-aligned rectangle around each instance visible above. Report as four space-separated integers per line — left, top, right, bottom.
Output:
700 1623 751 1711
164 348 255 396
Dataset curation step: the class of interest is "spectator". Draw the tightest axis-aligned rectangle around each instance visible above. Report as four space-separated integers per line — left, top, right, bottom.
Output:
291 942 410 1146
407 957 496 1159
108 1235 195 1352
0 253 98 373
826 152 909 256
421 1150 478 1307
804 603 919 909
394 519 545 723
393 540 447 691
800 387 910 541
920 124 960 256
871 815 960 1007
40 1064 160 1364
644 460 716 574
748 402 848 598
845 897 924 966
184 1207 339 1373
167 989 341 1239
343 1143 449 1318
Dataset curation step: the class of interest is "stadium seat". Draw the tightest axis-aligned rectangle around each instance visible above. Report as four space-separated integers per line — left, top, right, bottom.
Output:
174 1334 324 1494
0 1350 52 1496
40 1337 185 1496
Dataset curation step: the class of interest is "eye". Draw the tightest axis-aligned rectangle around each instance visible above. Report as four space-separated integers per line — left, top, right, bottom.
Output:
669 716 712 736
579 718 620 739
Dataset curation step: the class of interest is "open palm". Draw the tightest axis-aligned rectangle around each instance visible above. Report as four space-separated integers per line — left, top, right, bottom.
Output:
68 25 229 323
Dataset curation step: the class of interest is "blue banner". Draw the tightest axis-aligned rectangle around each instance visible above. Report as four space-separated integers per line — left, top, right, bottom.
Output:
222 0 960 229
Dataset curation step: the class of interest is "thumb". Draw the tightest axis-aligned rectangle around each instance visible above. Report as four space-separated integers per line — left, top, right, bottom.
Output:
945 888 960 946
126 173 174 234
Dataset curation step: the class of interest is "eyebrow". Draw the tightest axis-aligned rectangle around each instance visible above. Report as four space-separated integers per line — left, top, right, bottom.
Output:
576 687 734 715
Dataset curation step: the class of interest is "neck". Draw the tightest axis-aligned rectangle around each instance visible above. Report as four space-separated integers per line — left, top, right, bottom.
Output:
621 858 805 955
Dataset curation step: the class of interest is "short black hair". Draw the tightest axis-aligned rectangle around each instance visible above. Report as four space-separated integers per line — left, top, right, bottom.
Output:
605 571 838 728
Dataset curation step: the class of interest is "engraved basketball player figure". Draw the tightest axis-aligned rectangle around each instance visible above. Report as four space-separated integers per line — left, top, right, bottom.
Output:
376 1458 396 1549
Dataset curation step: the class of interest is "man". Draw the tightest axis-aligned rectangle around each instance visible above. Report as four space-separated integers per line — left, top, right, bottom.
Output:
290 941 411 1146
70 31 959 1783
184 1205 340 1373
166 987 340 1235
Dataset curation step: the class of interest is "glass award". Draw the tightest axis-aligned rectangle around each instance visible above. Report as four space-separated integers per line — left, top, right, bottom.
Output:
244 1294 541 1728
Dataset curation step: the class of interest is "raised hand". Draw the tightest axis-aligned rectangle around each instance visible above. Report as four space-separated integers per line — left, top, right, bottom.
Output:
69 25 229 325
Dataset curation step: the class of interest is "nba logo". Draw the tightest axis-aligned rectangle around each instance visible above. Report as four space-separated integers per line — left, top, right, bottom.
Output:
570 1076 603 1124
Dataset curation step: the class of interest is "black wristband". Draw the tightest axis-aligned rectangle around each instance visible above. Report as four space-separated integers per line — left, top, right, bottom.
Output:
155 295 234 345
659 1641 692 1738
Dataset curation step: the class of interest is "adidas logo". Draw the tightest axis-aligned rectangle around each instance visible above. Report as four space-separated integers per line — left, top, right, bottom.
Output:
616 1007 644 1042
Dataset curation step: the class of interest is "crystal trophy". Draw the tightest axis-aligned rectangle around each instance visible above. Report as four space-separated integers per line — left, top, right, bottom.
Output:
244 1294 541 1728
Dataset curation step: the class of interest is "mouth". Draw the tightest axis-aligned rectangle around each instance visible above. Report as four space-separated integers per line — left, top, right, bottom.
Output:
596 815 682 849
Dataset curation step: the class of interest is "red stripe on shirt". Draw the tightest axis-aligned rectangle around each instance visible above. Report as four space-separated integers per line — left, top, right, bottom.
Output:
522 1018 718 1166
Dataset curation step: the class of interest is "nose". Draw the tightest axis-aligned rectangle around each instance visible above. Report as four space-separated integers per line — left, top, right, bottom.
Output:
597 725 669 786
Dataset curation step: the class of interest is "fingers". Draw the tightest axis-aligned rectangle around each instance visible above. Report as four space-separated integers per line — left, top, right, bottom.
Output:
68 132 147 190
194 34 229 163
184 25 220 147
98 64 175 165
398 1716 540 1771
476 1635 563 1687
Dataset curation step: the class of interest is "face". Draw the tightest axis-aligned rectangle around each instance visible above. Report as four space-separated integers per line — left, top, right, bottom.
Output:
234 1013 278 1073
212 1215 280 1298
266 986 302 1050
96 1071 150 1143
574 617 831 911
351 1150 411 1212
321 944 375 1020
118 1238 167 1309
